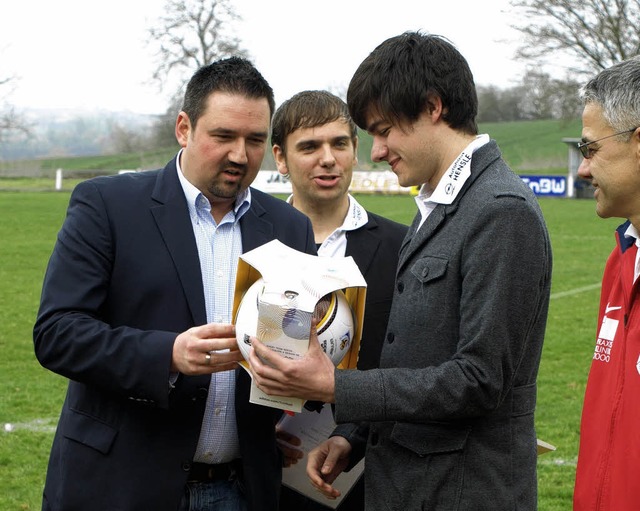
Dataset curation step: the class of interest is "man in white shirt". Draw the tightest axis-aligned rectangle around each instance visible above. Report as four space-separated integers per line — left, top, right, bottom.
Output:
270 90 407 510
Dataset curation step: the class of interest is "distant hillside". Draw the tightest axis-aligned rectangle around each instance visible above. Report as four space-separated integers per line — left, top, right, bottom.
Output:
482 119 582 173
0 118 583 177
0 108 159 161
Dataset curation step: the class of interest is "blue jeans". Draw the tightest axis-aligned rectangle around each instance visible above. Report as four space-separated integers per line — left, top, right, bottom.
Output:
179 480 247 511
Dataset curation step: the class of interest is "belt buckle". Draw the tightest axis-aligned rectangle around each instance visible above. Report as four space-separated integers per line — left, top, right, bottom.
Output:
207 462 235 481
188 460 240 483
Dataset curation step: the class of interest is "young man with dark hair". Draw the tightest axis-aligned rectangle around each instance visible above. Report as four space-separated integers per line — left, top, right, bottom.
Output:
249 33 552 510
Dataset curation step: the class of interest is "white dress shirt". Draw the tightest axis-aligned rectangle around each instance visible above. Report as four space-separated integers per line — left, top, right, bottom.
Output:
177 152 249 463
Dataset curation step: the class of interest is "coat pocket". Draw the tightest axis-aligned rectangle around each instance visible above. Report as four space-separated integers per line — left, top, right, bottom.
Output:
410 256 448 284
370 422 470 510
390 421 470 456
64 408 118 454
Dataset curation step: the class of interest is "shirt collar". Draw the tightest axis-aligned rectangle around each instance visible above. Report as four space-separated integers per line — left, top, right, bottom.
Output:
624 223 640 245
343 194 369 231
286 193 368 232
417 134 490 206
414 134 489 229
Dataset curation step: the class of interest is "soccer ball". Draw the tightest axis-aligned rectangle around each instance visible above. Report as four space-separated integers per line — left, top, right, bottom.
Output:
234 278 355 366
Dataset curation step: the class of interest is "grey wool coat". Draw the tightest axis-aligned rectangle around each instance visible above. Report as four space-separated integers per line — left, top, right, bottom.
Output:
333 140 552 511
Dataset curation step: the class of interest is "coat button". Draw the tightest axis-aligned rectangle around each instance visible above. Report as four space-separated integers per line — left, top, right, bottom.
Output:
386 332 395 344
197 387 208 399
397 281 404 293
421 267 429 277
181 461 191 472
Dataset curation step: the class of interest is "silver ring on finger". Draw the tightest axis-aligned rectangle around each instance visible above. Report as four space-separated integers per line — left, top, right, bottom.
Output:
205 353 212 364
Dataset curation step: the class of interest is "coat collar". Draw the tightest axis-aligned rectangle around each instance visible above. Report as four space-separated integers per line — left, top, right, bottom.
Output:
398 141 502 268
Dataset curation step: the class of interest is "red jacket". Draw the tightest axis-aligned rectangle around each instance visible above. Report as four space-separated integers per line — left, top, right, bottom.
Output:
574 221 640 510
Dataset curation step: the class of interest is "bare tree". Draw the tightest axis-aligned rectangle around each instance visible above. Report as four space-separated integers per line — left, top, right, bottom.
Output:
0 72 30 144
148 0 248 89
510 0 640 76
151 90 184 149
477 72 582 123
146 0 249 149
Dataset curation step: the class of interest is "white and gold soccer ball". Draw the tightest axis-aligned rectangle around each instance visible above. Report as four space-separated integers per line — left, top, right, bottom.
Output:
234 278 355 366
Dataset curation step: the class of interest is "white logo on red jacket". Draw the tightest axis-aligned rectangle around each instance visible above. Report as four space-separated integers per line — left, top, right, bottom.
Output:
594 304 621 363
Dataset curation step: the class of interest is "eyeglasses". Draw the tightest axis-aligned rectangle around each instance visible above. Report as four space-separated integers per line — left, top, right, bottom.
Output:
577 127 638 159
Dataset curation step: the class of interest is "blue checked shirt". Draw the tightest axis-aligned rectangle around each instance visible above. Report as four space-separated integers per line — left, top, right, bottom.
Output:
176 155 250 463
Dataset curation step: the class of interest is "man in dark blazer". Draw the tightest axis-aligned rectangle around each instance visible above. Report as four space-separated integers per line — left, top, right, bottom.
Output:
270 90 408 510
33 57 316 511
249 34 552 511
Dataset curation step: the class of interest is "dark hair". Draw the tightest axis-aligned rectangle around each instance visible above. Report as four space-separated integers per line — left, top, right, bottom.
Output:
271 90 358 152
182 56 275 129
347 31 478 135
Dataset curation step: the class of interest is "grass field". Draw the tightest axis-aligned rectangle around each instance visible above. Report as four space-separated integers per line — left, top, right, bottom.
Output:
0 189 619 510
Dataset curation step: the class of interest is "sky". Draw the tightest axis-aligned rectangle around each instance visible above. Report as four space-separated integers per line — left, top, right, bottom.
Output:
1 0 530 116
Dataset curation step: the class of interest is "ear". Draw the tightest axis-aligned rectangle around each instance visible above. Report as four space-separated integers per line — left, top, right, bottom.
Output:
633 128 640 164
175 112 191 148
273 145 288 176
425 94 444 123
353 136 359 166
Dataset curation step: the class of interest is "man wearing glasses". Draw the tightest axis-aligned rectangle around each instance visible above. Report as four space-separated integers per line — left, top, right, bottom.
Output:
573 56 640 511
577 127 638 159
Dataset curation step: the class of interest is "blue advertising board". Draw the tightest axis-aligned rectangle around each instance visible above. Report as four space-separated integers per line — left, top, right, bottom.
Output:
520 175 567 197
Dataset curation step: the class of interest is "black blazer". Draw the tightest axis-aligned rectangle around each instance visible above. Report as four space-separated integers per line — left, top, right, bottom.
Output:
346 211 408 370
33 157 316 511
279 210 407 511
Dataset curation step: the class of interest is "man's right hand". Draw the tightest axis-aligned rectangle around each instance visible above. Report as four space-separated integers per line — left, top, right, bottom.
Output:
307 436 352 500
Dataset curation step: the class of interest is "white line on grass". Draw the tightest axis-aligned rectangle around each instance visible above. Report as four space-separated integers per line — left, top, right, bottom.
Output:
550 283 601 299
3 418 57 434
537 457 577 467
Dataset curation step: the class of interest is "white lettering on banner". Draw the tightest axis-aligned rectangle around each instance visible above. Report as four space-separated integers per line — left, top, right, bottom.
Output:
521 177 566 196
251 170 413 195
267 173 288 184
251 170 567 197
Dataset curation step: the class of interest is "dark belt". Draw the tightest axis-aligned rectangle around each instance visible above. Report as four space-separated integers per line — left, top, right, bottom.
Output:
188 460 242 483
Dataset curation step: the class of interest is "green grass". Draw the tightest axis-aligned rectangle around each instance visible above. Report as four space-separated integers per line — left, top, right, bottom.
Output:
0 192 71 510
0 189 619 510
